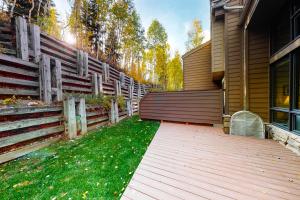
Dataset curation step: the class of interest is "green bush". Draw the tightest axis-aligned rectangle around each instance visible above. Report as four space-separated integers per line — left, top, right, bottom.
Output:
117 95 126 111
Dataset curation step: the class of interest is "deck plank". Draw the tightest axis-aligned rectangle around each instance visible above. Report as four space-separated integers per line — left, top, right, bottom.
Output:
121 122 300 200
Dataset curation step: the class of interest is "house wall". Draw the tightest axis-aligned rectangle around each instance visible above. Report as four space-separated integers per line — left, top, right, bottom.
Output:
183 42 219 90
224 0 243 115
212 18 225 80
248 29 270 122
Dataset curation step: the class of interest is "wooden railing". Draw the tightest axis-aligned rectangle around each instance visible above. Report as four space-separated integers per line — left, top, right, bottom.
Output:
140 90 223 125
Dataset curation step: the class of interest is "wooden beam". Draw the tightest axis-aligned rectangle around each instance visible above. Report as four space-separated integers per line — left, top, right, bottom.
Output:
0 106 62 116
15 16 29 61
83 52 89 77
0 137 60 164
63 97 77 139
78 98 87 135
110 100 116 124
270 37 300 64
0 54 38 69
30 24 41 63
114 100 119 123
0 76 39 87
77 50 84 76
98 74 103 94
92 73 99 95
40 54 52 103
0 116 62 132
0 88 39 96
54 59 63 101
0 126 64 148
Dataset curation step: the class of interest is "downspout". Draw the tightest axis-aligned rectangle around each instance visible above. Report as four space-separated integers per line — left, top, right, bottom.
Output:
243 26 248 110
223 0 248 110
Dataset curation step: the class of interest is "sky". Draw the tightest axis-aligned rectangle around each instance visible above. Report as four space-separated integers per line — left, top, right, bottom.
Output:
53 0 211 55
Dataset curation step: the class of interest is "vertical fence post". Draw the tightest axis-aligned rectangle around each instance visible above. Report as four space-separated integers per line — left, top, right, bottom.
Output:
40 54 52 104
137 83 141 99
15 16 29 61
98 74 103 94
83 52 89 77
114 100 119 123
119 72 125 87
103 63 110 82
77 50 84 76
115 80 121 96
78 98 87 135
54 59 63 101
30 24 41 63
92 73 99 95
64 97 77 139
126 99 133 117
110 99 115 124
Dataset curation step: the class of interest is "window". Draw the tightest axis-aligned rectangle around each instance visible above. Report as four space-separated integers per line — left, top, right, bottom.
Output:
271 4 291 54
273 58 290 108
294 115 300 131
270 51 300 134
273 111 289 128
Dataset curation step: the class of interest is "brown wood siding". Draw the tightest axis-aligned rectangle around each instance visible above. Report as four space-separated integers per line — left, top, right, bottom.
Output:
248 29 270 122
183 43 218 91
139 90 223 125
212 18 225 74
225 0 243 115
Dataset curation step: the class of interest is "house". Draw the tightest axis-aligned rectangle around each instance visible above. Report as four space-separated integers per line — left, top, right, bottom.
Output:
180 0 300 154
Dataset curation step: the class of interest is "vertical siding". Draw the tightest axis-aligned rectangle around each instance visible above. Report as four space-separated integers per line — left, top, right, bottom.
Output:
248 29 270 122
183 42 218 90
225 0 243 115
212 18 225 74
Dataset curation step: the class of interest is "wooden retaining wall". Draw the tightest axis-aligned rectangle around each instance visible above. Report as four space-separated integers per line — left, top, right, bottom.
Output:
140 90 223 125
0 16 148 162
0 106 64 154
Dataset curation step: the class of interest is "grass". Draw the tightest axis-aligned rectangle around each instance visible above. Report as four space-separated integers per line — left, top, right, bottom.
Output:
0 116 160 200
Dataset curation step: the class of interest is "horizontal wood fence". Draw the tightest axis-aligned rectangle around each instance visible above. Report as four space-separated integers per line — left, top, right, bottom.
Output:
0 16 149 162
140 90 223 125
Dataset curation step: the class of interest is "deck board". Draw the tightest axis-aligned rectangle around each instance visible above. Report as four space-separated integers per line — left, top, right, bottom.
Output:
121 122 300 200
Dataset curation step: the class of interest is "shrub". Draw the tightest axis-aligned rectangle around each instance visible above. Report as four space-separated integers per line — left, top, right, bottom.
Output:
116 95 126 111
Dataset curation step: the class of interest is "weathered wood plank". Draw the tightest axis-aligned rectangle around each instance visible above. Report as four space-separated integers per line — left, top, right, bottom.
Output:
0 106 62 116
39 54 52 103
92 73 99 95
0 126 64 148
54 59 63 101
78 98 87 135
0 115 62 132
0 54 38 69
0 88 39 96
87 116 109 125
15 16 29 61
30 24 41 63
0 64 38 77
62 85 92 93
63 97 77 139
0 76 39 87
0 137 60 164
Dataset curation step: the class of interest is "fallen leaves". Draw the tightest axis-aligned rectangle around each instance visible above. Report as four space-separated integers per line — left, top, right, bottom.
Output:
13 181 32 188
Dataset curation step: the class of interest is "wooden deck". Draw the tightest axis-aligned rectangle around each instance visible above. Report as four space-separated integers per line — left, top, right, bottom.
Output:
121 122 300 200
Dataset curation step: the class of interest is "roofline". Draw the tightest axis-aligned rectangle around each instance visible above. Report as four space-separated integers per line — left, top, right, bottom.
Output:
182 40 211 59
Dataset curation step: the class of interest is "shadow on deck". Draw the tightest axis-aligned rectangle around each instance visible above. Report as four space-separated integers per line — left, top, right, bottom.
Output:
121 122 300 200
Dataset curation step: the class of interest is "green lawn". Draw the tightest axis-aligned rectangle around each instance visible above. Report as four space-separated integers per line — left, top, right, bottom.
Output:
0 116 160 200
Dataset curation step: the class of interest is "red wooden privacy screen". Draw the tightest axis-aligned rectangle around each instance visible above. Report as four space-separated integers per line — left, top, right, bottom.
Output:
139 90 223 125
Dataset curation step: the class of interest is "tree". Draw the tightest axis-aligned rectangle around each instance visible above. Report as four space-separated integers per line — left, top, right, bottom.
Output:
145 19 169 89
147 19 167 48
167 51 183 91
185 19 204 51
37 7 61 39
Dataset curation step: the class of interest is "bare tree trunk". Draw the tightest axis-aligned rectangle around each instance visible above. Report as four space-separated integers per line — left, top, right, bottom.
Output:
37 0 42 17
28 0 35 23
10 0 17 18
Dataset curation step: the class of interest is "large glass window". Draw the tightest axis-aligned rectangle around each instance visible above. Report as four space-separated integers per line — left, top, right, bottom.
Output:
271 52 300 134
273 58 290 108
273 111 289 128
271 4 291 54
